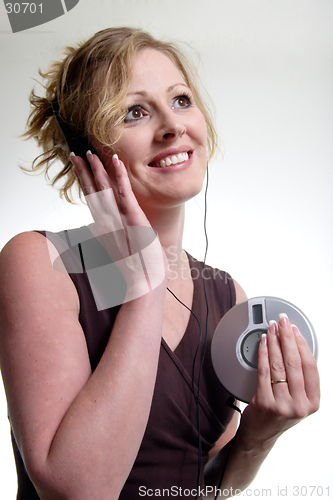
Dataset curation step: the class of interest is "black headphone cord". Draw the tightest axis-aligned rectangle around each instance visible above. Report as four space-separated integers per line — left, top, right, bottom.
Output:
166 164 210 500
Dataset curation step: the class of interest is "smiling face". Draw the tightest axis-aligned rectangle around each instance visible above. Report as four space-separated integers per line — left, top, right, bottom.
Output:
99 48 208 212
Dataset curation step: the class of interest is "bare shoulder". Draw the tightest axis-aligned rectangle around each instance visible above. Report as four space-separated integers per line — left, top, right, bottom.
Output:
0 231 79 312
0 230 45 264
233 279 247 304
1 230 56 274
1 230 65 273
1 230 49 253
0 231 82 359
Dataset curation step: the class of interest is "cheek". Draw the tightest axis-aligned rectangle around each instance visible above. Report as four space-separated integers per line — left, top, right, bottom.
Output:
193 113 208 147
113 132 145 167
202 118 208 144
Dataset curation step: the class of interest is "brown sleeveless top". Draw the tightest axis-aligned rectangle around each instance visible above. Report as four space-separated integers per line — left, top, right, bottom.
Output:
11 228 236 499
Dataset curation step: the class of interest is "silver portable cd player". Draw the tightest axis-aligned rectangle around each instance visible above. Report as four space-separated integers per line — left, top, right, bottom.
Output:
211 297 318 403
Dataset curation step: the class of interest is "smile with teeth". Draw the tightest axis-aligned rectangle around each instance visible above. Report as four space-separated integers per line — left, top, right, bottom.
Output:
151 152 189 168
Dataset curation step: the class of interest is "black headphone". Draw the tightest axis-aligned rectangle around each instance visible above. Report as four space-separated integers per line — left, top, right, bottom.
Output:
51 97 97 159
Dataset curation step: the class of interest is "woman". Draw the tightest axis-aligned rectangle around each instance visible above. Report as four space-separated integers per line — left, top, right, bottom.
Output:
0 27 320 499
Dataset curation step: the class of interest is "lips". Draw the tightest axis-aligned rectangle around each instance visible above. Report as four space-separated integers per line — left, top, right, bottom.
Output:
148 147 192 168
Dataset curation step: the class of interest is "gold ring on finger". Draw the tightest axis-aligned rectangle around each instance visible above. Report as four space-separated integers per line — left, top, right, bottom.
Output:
271 379 288 384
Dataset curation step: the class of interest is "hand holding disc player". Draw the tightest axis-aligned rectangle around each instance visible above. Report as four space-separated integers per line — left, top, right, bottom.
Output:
242 314 320 442
210 313 320 495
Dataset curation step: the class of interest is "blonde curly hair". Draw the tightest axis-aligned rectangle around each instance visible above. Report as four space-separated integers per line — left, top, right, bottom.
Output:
23 27 219 202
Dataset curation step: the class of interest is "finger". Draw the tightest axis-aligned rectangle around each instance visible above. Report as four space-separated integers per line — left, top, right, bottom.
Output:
278 314 305 398
113 155 135 206
71 152 123 238
267 320 289 395
82 152 123 222
70 152 97 195
292 325 320 408
255 332 274 404
86 151 113 191
112 155 150 226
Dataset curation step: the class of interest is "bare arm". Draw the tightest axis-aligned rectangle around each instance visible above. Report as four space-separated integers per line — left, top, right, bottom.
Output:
0 156 168 499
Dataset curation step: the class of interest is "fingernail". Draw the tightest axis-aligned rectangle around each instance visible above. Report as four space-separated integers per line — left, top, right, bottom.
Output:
291 324 301 336
268 320 277 334
69 152 77 166
86 150 93 158
261 333 267 345
279 313 289 326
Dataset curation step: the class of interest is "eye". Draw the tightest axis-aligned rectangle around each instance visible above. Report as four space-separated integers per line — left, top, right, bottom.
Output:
173 94 192 109
124 105 147 123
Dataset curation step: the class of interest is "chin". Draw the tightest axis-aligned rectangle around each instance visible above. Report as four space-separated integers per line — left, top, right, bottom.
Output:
165 180 205 206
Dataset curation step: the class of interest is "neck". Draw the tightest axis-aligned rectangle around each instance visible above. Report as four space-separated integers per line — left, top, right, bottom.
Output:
145 204 188 279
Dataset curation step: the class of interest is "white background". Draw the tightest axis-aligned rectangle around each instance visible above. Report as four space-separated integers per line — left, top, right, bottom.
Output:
1 0 332 498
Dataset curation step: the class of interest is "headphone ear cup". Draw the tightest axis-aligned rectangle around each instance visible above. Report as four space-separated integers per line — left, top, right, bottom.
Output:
51 97 97 160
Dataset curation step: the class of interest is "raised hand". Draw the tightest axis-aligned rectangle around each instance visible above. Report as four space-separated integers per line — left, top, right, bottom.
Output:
68 151 167 308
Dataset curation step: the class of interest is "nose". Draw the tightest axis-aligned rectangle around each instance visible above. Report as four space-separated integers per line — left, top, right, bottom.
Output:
154 107 186 142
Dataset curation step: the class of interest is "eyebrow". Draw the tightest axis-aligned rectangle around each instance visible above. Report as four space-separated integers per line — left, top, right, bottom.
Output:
127 83 189 98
